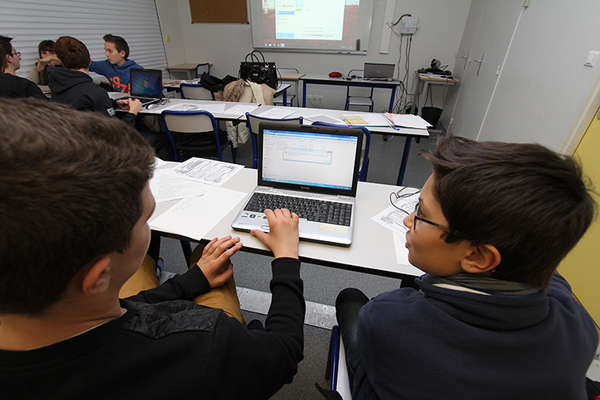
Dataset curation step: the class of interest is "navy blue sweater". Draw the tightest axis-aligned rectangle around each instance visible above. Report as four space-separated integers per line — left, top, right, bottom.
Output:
354 274 598 400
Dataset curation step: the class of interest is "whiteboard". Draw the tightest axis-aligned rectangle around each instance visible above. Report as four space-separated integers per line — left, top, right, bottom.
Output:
249 0 373 54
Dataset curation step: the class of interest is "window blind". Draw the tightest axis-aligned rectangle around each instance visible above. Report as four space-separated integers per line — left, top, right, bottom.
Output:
0 0 167 78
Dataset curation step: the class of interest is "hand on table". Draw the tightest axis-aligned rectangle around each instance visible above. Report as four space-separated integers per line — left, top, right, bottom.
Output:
117 98 143 115
195 236 243 288
251 208 299 259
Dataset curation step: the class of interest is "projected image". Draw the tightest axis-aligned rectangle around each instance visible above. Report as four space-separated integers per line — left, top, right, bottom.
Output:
260 0 360 50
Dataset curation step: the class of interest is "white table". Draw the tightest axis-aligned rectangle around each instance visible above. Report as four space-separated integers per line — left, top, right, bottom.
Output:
133 100 428 185
152 165 422 279
300 74 402 113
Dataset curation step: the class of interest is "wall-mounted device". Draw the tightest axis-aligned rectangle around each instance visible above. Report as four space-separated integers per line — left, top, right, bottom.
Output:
399 15 418 35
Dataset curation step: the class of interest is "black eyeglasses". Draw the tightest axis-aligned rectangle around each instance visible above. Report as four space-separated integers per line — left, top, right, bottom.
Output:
390 188 452 233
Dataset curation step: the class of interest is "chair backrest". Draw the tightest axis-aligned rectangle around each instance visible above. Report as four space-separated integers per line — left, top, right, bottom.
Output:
245 112 303 169
195 63 211 78
312 121 370 182
160 110 221 161
180 83 215 100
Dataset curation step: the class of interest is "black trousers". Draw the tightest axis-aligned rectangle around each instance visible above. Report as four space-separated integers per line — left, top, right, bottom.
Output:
335 288 369 387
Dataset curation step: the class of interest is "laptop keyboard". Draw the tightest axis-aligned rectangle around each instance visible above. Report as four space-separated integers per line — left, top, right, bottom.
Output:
244 193 352 226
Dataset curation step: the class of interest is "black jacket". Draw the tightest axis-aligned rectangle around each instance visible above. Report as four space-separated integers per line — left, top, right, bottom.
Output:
0 73 46 100
48 66 134 125
354 274 598 400
0 258 305 399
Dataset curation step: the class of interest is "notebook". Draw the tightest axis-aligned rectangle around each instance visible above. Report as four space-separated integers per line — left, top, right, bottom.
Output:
232 123 363 246
363 62 395 81
127 68 163 106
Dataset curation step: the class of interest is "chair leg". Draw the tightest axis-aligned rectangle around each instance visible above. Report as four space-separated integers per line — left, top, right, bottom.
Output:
180 240 192 264
231 143 237 164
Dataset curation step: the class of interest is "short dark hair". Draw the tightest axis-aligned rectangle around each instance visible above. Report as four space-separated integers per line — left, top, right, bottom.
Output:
55 36 90 70
103 34 129 59
38 39 55 57
0 35 13 72
423 136 596 288
0 98 155 314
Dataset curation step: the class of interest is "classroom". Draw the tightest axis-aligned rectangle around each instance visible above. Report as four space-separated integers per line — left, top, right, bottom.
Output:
1 0 599 398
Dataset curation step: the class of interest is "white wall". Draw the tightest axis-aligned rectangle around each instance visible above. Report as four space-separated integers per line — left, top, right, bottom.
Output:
155 0 471 111
449 0 600 152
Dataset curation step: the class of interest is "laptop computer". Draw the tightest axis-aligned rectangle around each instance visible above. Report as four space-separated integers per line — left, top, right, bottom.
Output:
363 63 395 81
127 68 163 106
232 123 363 246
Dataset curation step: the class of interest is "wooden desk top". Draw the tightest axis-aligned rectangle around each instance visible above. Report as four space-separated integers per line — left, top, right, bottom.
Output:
279 73 305 81
417 73 459 84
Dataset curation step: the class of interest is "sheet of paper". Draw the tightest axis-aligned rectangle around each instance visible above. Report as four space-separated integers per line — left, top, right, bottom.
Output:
154 157 168 169
149 170 207 203
393 231 410 265
162 102 226 114
173 157 244 186
149 186 247 241
256 107 296 119
372 206 411 234
371 191 419 233
341 113 391 127
302 114 345 125
225 103 260 116
384 113 432 129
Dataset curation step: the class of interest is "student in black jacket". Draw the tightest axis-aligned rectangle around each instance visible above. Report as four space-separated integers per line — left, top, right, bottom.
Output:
335 137 598 400
0 98 305 399
0 35 46 100
48 36 140 126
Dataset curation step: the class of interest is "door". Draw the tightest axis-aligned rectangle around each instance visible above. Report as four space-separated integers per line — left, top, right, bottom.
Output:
448 0 523 139
558 107 600 324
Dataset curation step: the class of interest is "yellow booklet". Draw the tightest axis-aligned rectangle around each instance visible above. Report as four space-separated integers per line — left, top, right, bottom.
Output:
343 115 369 126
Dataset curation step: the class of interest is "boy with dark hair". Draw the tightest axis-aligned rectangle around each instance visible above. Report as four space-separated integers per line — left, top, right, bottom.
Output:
0 98 305 399
90 33 143 93
0 35 46 99
27 39 61 85
48 36 140 125
335 136 598 399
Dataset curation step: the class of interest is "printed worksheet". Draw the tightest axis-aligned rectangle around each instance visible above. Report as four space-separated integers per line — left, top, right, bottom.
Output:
173 158 244 186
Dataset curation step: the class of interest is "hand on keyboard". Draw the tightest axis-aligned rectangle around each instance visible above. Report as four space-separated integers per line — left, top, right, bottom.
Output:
251 208 299 259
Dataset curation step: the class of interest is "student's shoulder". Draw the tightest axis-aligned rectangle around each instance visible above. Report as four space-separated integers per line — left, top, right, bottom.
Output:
90 60 112 72
120 299 225 339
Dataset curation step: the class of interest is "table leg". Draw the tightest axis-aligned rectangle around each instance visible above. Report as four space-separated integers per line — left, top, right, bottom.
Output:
389 85 397 113
396 136 413 186
302 80 307 107
283 88 288 106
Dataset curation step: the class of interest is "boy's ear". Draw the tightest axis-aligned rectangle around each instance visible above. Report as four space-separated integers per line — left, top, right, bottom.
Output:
460 244 501 274
81 256 112 296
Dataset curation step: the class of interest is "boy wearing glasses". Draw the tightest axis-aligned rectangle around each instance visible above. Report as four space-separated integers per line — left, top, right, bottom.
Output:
335 136 598 399
0 36 46 100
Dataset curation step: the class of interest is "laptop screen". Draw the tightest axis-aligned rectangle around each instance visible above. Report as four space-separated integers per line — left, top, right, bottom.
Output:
259 125 361 195
130 69 162 98
364 62 395 79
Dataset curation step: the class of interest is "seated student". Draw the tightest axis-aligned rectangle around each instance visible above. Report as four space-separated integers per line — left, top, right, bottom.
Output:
90 34 142 93
0 36 46 100
335 136 598 400
49 36 143 127
27 40 61 85
0 98 305 399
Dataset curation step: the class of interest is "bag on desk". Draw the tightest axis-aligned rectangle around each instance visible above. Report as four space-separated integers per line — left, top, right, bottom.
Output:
239 50 278 90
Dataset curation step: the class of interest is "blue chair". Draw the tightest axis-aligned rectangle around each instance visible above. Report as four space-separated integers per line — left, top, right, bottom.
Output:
245 113 303 169
180 83 215 100
345 69 374 112
194 63 211 78
326 325 352 399
160 110 223 162
312 121 371 182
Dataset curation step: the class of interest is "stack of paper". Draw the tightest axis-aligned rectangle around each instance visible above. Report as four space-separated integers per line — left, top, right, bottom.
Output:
173 157 244 186
384 113 432 129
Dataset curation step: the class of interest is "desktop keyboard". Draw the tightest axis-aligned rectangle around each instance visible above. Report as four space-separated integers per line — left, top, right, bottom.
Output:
244 193 352 226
